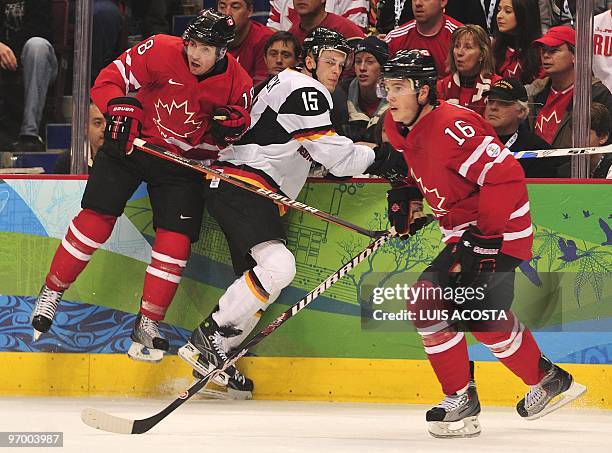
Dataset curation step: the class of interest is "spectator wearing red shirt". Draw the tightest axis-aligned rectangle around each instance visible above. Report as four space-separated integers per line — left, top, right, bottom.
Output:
287 0 365 43
493 0 543 84
384 0 462 78
530 26 612 175
218 0 274 85
437 24 501 116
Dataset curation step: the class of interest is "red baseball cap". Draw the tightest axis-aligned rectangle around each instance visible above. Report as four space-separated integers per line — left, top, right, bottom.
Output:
534 26 576 47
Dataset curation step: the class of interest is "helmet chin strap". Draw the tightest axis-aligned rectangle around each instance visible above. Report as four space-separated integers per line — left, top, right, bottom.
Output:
403 93 425 128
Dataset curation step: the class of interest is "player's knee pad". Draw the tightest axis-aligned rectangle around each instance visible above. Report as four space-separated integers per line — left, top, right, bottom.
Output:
72 208 117 244
250 240 296 295
471 312 525 359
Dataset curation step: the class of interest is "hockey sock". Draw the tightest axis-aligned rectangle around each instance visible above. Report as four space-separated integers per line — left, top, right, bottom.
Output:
471 312 545 385
45 209 117 291
409 279 471 395
213 241 295 335
140 228 190 321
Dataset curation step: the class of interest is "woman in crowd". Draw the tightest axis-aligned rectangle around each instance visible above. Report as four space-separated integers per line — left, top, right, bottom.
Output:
493 0 543 84
437 24 501 116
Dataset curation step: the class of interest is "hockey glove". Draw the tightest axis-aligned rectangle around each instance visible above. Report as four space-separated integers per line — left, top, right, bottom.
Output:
104 97 143 158
211 105 251 147
387 186 428 239
449 226 503 288
366 142 408 182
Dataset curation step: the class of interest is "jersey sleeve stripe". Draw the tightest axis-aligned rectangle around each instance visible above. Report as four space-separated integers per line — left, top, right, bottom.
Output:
476 148 511 185
295 129 336 141
277 111 332 134
503 225 533 241
458 135 494 177
509 201 530 220
113 60 130 94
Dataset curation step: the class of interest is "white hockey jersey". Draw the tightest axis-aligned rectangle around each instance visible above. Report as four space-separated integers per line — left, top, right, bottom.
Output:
217 68 375 199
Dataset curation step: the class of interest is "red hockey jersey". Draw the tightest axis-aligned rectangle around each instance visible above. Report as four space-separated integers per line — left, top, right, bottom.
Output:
385 101 533 260
91 34 253 160
436 72 502 116
384 15 463 78
228 20 274 86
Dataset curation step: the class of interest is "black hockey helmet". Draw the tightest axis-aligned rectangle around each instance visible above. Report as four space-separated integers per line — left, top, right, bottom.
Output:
182 9 236 48
382 49 438 103
302 27 353 65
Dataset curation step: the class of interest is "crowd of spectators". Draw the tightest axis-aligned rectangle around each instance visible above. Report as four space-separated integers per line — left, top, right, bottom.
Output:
0 0 611 178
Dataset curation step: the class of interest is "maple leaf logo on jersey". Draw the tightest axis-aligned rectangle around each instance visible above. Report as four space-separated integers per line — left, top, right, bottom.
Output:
410 169 448 216
153 99 203 139
535 110 562 134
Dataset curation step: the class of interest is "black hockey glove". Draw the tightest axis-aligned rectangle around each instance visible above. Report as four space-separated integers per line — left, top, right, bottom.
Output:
211 105 251 147
449 226 503 288
387 186 428 239
366 142 408 182
104 96 143 158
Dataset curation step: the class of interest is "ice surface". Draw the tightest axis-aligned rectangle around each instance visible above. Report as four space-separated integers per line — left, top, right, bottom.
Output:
1 397 610 452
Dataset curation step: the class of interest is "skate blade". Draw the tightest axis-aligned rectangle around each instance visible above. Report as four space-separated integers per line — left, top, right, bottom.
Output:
177 342 230 387
191 380 253 400
428 416 482 438
32 329 42 341
524 381 587 421
127 341 164 363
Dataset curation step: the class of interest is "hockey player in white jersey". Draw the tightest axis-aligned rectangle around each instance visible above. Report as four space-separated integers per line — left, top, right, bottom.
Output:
178 27 404 398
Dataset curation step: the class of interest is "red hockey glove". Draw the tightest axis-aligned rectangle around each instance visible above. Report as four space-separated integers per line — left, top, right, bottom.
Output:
387 186 428 239
211 105 251 147
449 226 503 288
366 142 408 183
104 97 143 158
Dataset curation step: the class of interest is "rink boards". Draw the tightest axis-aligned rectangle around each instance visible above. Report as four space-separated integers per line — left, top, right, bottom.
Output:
0 176 610 407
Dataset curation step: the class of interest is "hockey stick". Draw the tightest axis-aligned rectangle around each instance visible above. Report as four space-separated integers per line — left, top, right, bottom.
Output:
80 217 432 434
513 143 612 159
132 138 385 239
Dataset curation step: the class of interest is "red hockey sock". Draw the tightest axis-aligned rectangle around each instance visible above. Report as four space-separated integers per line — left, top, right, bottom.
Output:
472 313 545 385
409 279 471 395
45 209 116 291
140 228 190 321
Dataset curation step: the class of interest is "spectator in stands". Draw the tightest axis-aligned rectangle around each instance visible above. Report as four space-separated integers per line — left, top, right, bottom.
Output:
255 31 301 94
53 101 106 174
539 0 611 33
263 31 300 76
437 24 501 116
287 0 365 43
493 0 543 84
483 77 561 177
92 0 124 84
531 26 612 155
384 0 463 78
377 0 498 35
0 0 56 152
268 0 369 32
589 102 612 178
218 0 273 85
342 36 388 142
593 5 612 92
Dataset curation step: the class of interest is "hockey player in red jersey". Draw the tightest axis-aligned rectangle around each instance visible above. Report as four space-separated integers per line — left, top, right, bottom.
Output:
30 10 253 366
379 49 586 437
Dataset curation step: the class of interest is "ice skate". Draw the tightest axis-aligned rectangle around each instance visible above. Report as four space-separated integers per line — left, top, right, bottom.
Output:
178 315 253 399
517 356 586 420
30 285 64 341
127 313 169 363
426 362 481 438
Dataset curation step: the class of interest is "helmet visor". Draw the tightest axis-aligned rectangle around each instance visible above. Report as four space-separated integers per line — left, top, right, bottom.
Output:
377 77 419 99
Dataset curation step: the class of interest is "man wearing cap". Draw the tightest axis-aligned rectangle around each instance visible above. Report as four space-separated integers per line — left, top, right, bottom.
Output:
342 36 389 142
530 25 612 160
483 77 563 177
